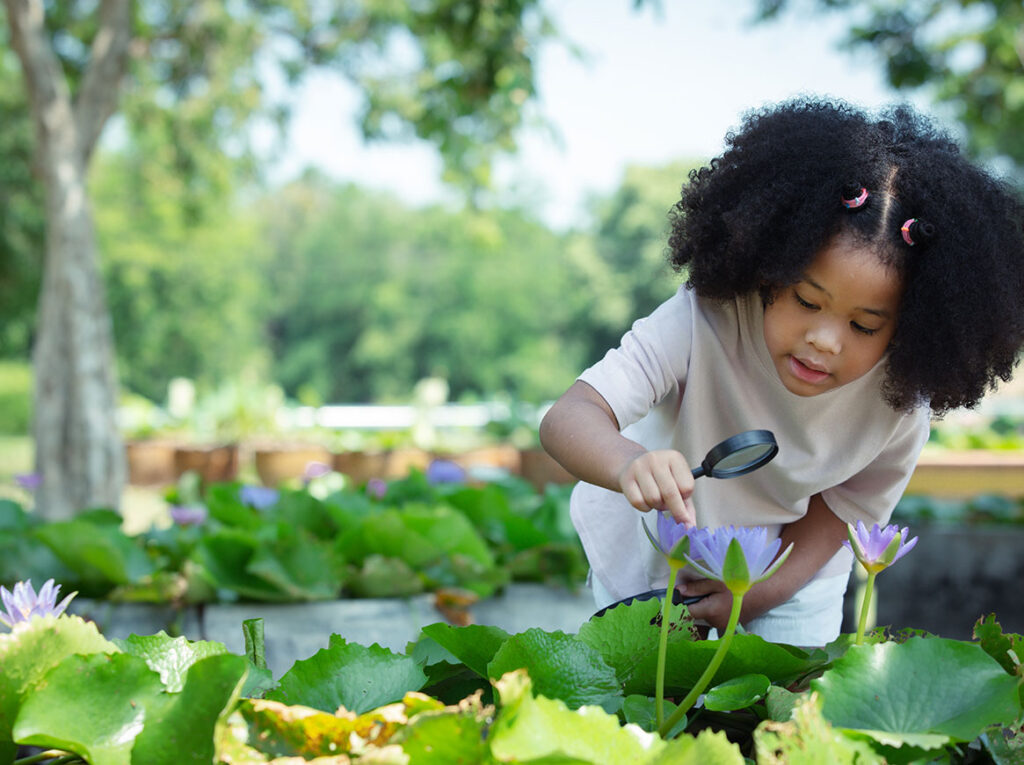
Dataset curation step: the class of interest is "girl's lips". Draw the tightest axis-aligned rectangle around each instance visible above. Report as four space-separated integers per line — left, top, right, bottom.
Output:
788 355 830 384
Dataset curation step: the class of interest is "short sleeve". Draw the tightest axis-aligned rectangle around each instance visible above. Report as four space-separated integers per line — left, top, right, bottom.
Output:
820 407 931 526
577 288 694 431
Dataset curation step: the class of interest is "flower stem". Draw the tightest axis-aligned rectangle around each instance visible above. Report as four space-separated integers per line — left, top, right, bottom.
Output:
856 570 877 645
655 562 682 731
659 592 744 738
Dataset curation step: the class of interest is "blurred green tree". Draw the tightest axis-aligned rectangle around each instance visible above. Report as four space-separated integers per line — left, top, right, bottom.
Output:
260 177 586 404
1 0 557 518
569 161 694 367
755 0 1024 172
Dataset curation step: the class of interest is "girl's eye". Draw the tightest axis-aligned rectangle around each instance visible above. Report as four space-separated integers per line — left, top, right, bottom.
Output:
794 293 817 310
852 322 878 336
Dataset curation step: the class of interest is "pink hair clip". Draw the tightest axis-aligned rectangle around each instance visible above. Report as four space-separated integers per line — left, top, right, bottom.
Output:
901 218 918 246
841 186 869 209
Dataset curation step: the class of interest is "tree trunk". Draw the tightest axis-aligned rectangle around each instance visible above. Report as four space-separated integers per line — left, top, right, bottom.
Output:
31 151 125 519
5 0 131 519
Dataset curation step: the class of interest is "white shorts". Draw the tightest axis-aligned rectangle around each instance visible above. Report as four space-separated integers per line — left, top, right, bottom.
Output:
590 571 849 648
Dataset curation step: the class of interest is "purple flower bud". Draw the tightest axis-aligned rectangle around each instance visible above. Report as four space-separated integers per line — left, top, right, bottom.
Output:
426 459 467 485
169 504 209 526
303 461 332 481
0 579 76 628
14 473 41 491
239 485 280 510
366 478 388 499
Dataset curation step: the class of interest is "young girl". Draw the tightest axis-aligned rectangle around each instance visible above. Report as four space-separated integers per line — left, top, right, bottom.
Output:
540 98 1024 646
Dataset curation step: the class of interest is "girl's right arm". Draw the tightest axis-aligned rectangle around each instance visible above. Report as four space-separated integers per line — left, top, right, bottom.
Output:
539 380 697 525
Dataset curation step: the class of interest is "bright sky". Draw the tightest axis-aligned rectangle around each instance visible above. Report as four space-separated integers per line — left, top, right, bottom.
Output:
271 1 932 230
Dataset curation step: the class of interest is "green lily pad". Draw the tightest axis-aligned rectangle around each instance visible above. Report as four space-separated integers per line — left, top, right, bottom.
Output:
813 637 1022 749
393 707 489 763
420 622 511 677
648 729 746 763
656 634 813 699
33 519 154 590
488 669 665 763
266 637 427 714
621 694 686 739
0 615 118 761
131 653 248 764
114 632 229 692
704 673 771 712
348 554 424 598
577 596 696 687
13 652 164 765
753 692 883 764
487 628 622 711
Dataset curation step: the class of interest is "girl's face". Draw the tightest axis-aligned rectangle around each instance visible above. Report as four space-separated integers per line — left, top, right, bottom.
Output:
763 234 903 397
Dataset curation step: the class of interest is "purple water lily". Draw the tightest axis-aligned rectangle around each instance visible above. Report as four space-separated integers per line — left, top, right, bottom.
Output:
14 473 41 491
169 504 209 526
654 512 706 562
239 485 280 510
843 520 918 574
426 459 467 485
685 525 791 594
844 521 918 644
0 579 76 629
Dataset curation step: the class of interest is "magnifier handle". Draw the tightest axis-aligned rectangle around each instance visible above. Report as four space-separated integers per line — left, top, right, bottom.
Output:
690 465 706 479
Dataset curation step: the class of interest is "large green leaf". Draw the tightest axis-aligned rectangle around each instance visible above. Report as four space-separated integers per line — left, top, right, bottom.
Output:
0 615 118 761
33 519 155 589
393 707 489 763
348 554 424 598
487 628 622 711
704 674 771 712
130 654 248 765
13 652 164 765
267 490 339 540
420 622 511 677
657 634 814 699
813 638 1022 749
488 669 667 764
401 505 494 567
577 597 696 687
190 529 294 601
335 510 441 568
266 637 427 714
115 632 229 692
245 529 345 601
753 692 884 764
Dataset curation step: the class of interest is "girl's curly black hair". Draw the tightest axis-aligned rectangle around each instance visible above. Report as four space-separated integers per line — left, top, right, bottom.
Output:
667 98 1024 415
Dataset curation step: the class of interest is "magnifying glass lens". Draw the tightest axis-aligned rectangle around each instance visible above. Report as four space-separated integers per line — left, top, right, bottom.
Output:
714 443 775 472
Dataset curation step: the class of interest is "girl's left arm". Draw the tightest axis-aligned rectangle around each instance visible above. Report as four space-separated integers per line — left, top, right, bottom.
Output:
684 493 847 630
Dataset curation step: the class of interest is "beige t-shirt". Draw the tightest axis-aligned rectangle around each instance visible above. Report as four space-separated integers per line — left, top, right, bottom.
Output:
572 286 930 602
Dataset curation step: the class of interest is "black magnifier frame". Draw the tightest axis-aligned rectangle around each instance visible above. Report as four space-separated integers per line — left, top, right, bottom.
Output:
691 429 778 479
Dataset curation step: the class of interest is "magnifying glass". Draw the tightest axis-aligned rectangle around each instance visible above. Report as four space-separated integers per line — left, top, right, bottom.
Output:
690 429 778 479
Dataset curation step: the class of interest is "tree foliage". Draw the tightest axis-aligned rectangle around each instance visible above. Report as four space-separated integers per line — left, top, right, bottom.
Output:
756 0 1024 173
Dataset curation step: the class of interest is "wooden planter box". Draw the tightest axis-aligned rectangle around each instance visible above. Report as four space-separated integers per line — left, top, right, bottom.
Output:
253 445 332 487
173 443 239 483
906 450 1024 499
332 448 432 484
125 439 178 486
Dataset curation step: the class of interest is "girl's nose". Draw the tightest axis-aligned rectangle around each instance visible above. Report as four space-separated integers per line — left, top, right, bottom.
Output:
806 322 841 354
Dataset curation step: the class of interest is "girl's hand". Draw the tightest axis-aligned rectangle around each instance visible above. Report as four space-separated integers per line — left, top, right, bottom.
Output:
618 449 696 526
678 578 732 632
